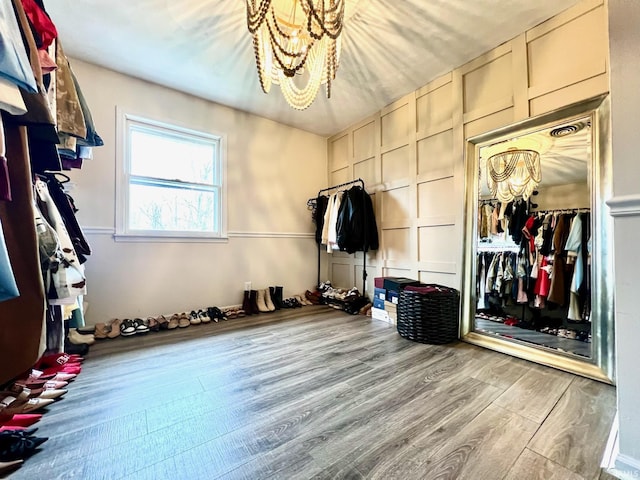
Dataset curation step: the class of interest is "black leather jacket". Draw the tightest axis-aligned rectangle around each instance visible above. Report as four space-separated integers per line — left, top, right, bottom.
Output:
336 186 379 254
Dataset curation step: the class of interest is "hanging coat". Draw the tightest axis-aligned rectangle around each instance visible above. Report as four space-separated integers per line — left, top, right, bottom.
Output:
335 186 379 254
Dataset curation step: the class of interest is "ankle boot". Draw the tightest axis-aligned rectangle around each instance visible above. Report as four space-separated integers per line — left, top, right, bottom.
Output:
264 288 276 312
242 290 253 315
256 289 269 313
249 290 260 314
274 286 284 309
270 287 280 310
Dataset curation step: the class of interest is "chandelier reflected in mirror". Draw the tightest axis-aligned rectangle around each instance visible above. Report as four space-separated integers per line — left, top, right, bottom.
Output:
487 148 542 203
246 0 345 110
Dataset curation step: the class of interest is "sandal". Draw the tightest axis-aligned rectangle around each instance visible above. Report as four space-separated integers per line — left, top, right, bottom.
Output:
94 323 110 339
156 315 169 330
107 319 123 339
146 317 160 332
167 314 180 330
178 313 190 328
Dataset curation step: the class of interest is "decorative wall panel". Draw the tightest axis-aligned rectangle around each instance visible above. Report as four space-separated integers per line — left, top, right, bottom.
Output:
381 104 411 147
325 0 608 301
381 146 411 183
417 130 454 177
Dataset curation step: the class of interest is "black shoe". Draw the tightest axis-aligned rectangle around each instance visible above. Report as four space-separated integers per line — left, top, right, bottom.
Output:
64 341 90 356
0 432 48 462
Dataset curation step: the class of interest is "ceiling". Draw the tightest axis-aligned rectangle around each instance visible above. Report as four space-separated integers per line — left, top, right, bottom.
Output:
479 116 591 197
46 0 581 137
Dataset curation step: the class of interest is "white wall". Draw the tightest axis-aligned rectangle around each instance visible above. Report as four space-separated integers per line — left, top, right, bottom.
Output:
68 60 327 322
608 0 640 474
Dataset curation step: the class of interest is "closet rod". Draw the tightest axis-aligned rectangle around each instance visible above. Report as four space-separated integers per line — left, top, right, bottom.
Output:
316 178 364 197
532 207 591 214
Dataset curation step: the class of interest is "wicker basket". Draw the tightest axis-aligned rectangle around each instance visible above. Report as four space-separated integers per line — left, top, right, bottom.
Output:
396 285 460 344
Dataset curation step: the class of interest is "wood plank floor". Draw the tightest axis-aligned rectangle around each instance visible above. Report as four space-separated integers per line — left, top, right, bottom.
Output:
5 306 616 480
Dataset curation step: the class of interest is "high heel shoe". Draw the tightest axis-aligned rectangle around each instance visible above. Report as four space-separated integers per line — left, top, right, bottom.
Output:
0 396 54 415
0 431 48 462
0 459 23 475
0 414 43 428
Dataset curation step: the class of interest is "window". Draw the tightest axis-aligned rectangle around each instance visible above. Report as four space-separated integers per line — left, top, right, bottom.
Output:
116 113 226 240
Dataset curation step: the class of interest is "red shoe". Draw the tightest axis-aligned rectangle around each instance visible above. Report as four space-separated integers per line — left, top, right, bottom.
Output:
35 353 80 370
0 413 43 427
0 425 28 432
39 363 81 376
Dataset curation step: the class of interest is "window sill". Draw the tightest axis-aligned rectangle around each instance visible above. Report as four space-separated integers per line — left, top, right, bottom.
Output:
113 232 229 243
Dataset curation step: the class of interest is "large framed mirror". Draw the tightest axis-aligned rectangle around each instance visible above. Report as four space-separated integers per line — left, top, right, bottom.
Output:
461 95 614 384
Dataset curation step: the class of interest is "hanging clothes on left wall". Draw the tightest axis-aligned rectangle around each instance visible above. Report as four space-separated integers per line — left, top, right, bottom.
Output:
0 0 102 384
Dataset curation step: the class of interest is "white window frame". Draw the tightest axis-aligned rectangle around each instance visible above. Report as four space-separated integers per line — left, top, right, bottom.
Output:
115 109 227 242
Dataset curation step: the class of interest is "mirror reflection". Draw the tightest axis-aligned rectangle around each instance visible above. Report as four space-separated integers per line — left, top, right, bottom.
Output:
474 116 592 358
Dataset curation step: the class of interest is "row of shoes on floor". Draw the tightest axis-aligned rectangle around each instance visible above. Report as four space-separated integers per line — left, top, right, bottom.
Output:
241 287 315 315
0 353 84 475
67 306 233 343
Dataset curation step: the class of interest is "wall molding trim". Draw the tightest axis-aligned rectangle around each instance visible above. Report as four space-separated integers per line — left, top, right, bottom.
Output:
607 194 640 217
227 231 314 239
83 227 115 235
83 227 314 240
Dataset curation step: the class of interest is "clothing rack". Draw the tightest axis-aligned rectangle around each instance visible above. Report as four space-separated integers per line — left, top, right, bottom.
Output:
531 207 590 215
311 178 368 291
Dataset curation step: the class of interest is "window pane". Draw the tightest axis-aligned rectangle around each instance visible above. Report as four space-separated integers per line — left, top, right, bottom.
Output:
129 183 217 233
130 127 217 185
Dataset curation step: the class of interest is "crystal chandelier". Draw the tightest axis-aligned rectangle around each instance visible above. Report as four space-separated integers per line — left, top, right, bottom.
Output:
246 0 345 110
487 148 542 203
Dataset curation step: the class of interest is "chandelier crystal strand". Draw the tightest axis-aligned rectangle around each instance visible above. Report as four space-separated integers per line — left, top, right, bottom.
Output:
487 149 541 202
246 0 345 110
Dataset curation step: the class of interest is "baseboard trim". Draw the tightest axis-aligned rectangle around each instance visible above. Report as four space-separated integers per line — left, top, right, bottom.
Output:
614 454 640 479
601 414 640 480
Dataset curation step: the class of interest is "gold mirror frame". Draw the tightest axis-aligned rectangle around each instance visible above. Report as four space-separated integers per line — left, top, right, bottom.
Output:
461 95 614 384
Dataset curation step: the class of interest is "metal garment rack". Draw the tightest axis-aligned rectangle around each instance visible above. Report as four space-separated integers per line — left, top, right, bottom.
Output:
312 178 368 291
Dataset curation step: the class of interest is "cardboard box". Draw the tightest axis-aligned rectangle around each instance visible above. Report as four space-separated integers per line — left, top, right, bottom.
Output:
383 277 421 292
384 300 397 311
373 297 386 310
371 307 390 323
374 287 387 301
386 290 399 304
